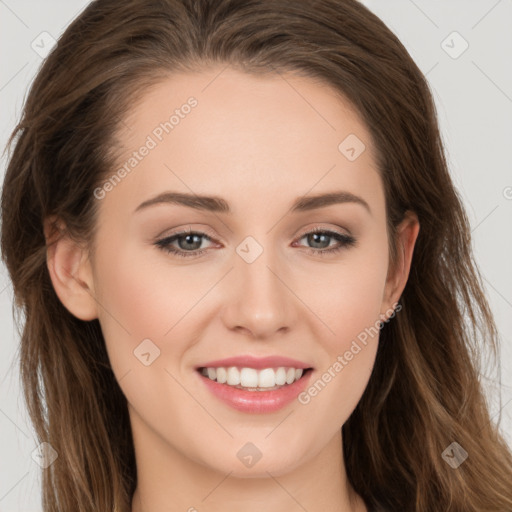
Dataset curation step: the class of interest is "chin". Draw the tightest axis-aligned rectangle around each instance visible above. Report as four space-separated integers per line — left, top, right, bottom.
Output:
197 448 307 479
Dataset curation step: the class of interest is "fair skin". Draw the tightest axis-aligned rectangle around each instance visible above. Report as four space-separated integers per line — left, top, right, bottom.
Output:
45 66 419 512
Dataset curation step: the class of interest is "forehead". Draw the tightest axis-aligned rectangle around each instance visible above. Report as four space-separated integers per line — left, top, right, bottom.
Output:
103 66 384 216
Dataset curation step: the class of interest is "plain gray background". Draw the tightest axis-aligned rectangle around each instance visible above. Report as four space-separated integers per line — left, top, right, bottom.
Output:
1 1 511 510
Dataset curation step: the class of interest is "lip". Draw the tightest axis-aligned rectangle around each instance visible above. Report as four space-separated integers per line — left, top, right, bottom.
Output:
196 367 314 414
196 355 312 370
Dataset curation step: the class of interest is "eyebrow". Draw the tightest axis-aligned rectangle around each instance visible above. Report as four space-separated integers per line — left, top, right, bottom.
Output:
134 190 371 215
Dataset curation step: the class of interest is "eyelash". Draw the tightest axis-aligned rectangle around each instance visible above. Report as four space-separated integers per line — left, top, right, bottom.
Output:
154 227 356 259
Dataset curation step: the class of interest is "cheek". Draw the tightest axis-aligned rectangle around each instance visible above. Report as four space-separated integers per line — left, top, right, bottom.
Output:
301 261 385 429
299 243 388 420
94 234 212 329
91 238 196 370
308 246 389 351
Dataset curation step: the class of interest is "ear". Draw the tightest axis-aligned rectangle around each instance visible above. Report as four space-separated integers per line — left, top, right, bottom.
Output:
44 217 98 321
380 210 420 320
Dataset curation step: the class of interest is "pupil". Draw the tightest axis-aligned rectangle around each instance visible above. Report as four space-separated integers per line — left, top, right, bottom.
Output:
176 232 332 251
309 232 329 249
180 234 201 250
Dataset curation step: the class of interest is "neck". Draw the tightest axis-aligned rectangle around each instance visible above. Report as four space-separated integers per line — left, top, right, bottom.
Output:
129 409 367 512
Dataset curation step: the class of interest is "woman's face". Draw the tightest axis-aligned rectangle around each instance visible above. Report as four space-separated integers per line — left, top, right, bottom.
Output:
59 66 418 478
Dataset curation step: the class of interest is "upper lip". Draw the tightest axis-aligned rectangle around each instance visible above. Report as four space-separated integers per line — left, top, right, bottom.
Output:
196 355 313 370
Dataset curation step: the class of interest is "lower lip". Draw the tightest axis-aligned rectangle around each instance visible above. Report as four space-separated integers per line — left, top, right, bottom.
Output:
198 370 313 414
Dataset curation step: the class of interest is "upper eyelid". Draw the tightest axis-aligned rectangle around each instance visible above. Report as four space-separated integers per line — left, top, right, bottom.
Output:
296 226 349 237
155 228 356 261
159 226 350 245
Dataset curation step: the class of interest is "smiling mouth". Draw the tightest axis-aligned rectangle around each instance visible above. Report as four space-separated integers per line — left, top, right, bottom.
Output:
198 366 313 391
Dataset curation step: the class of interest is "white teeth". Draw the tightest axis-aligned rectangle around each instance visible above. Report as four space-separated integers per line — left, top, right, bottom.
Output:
200 365 307 390
240 368 259 387
275 367 286 385
216 367 227 384
227 367 241 386
258 368 276 388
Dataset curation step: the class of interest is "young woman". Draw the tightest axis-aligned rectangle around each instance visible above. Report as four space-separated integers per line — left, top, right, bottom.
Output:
2 0 511 511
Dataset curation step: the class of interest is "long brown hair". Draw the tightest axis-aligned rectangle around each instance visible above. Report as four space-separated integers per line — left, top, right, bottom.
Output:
2 1 511 510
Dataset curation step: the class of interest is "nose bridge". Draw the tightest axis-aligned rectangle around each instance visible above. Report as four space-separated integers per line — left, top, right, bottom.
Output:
222 234 294 336
241 246 280 300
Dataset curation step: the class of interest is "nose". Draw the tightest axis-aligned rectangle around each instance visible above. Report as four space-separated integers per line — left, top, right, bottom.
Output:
220 244 297 339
